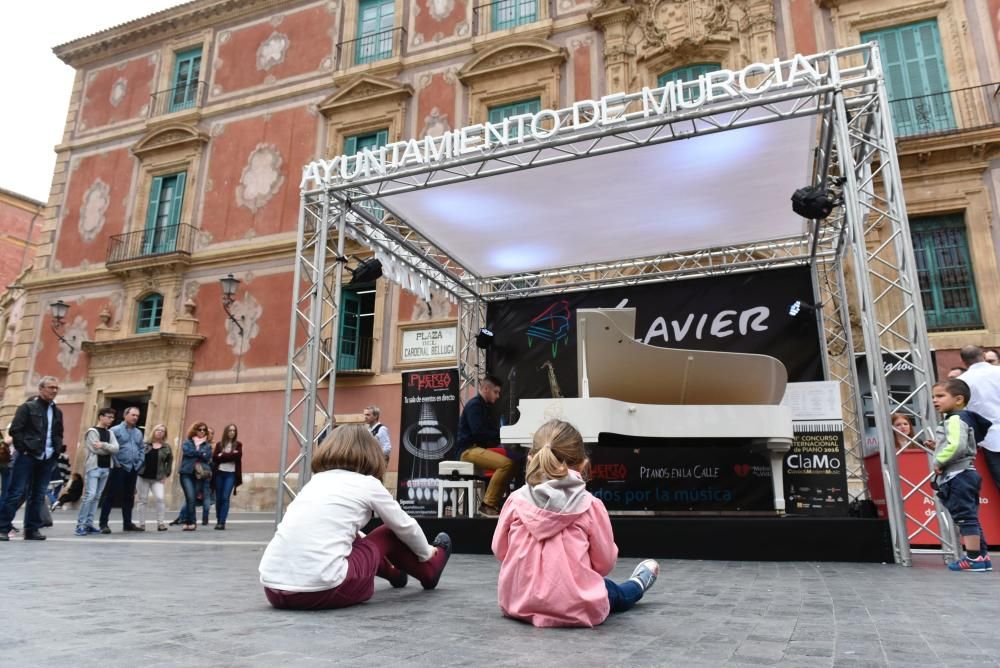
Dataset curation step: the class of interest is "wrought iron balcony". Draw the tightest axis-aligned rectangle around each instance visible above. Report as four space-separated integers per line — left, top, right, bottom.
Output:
106 223 197 268
336 28 406 69
889 82 999 140
472 0 549 35
148 80 207 117
322 335 375 373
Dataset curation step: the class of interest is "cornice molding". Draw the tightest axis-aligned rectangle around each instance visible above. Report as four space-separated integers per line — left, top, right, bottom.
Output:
318 75 414 116
458 38 567 84
53 0 291 67
131 123 209 158
83 332 205 371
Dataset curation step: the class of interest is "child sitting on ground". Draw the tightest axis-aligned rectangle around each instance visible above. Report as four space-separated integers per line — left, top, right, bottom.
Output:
927 378 992 572
492 419 659 627
259 424 452 609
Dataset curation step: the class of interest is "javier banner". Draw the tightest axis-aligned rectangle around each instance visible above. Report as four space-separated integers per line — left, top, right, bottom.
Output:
396 368 460 518
486 266 822 424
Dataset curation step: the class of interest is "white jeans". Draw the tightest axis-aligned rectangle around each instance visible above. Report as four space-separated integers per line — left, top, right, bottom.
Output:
135 477 165 526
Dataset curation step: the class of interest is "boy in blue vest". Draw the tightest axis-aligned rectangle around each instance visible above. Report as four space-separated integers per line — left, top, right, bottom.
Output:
929 378 992 572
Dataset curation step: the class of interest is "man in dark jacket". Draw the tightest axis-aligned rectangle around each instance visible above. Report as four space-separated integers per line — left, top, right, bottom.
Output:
0 376 63 541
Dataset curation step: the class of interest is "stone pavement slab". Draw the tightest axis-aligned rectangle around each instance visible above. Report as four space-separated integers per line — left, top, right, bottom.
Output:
3 511 1000 667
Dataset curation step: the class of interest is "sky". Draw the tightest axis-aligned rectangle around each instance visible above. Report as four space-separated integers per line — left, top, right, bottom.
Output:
0 1 187 203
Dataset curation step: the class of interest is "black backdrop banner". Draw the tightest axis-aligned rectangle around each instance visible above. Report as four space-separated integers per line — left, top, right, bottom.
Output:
396 368 460 518
487 266 822 424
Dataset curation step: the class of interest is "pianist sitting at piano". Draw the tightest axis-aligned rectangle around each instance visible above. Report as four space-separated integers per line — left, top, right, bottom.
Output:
492 419 660 628
456 374 513 517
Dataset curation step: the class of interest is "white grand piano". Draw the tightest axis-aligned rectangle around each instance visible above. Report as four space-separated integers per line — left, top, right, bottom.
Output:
500 308 794 514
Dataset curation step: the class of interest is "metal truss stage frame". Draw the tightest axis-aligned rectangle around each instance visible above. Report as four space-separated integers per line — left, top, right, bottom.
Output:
280 43 952 566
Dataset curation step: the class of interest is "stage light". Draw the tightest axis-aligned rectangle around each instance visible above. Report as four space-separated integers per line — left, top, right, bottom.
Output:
788 300 819 318
476 328 495 349
791 185 840 220
347 257 383 285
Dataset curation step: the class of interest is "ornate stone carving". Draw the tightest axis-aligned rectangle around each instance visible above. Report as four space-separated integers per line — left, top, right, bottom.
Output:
78 179 110 243
225 292 262 356
132 124 208 158
420 107 452 138
109 77 127 107
236 143 285 213
56 315 89 372
257 32 291 72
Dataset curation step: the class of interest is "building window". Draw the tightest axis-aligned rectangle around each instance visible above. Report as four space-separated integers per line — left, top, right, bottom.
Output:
345 131 388 219
136 293 164 333
861 20 954 137
356 0 395 65
144 173 186 255
338 285 376 370
910 214 981 332
169 47 202 112
492 0 538 31
344 129 389 156
657 63 721 102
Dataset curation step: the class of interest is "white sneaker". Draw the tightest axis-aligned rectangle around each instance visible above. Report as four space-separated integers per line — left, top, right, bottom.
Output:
629 559 660 592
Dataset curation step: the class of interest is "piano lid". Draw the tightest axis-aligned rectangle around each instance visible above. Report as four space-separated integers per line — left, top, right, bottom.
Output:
576 308 787 406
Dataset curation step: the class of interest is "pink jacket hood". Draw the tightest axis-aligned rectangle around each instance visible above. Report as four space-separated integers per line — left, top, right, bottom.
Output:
492 473 619 628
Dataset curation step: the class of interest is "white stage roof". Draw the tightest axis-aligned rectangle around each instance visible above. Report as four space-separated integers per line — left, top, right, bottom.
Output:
380 115 816 278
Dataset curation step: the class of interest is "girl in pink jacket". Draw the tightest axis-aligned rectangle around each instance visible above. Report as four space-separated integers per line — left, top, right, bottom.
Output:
491 419 659 627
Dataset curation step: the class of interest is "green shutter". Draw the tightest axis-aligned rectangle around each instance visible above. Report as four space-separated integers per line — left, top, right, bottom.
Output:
657 63 722 103
344 135 358 156
137 294 164 333
170 47 202 111
492 0 538 30
338 290 362 369
910 214 981 331
861 21 954 137
344 132 388 219
356 0 395 64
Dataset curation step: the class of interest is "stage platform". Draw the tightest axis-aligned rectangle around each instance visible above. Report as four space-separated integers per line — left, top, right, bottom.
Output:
413 516 895 563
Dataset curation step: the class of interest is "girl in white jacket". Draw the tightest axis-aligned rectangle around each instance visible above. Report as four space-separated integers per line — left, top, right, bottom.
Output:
259 424 452 609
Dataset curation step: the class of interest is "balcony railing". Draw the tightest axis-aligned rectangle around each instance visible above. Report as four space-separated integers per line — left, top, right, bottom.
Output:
148 80 207 117
889 82 999 140
106 223 197 267
336 27 407 69
323 335 375 372
473 0 550 35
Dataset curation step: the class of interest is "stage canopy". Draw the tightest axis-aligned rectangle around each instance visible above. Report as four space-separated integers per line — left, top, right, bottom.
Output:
377 117 814 277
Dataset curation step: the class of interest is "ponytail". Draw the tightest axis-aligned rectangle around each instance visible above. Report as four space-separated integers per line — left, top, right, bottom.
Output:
525 419 588 486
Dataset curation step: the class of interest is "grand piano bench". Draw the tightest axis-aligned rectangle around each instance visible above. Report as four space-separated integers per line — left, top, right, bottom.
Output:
436 461 482 519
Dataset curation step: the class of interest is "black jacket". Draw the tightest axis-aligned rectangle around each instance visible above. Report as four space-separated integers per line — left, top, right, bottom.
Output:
10 396 64 458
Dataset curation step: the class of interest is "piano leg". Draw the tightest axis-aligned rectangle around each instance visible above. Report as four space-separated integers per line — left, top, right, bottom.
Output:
766 439 793 515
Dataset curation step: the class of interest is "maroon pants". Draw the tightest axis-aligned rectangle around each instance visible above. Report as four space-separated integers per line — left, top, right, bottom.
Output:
264 525 445 610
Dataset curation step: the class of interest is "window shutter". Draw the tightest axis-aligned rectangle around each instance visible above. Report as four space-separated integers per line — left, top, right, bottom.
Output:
146 177 163 232
344 135 358 155
169 173 186 228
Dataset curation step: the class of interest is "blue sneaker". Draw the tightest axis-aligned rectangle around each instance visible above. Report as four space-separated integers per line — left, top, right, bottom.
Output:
74 526 87 537
629 559 660 592
947 555 990 572
85 525 102 535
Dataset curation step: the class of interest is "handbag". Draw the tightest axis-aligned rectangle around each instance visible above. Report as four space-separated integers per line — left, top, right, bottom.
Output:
194 460 212 481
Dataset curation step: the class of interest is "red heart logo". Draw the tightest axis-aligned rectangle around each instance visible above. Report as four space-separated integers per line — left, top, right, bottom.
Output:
734 464 751 477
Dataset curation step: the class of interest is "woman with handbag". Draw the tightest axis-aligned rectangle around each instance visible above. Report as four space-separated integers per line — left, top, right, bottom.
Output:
179 422 212 531
136 424 173 531
212 423 243 530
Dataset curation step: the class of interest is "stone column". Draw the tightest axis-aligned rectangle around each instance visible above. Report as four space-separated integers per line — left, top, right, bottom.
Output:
589 1 637 94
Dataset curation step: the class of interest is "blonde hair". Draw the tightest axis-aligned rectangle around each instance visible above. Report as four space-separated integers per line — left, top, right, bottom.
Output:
311 423 386 479
525 419 588 486
149 423 168 443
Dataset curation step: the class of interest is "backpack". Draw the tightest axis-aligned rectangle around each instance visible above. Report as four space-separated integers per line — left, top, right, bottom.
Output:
958 409 991 447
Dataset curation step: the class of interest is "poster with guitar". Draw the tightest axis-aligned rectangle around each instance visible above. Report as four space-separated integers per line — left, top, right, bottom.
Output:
396 368 460 517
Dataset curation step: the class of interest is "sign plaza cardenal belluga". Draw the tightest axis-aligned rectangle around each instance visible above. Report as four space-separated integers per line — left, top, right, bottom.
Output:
300 53 827 191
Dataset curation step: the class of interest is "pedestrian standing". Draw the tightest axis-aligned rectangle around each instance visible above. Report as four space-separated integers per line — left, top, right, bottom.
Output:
0 376 64 542
99 406 145 533
179 422 212 532
136 424 173 532
212 423 242 530
75 408 119 536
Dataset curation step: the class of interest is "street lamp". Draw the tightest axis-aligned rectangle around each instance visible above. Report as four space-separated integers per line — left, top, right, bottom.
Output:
219 274 244 336
49 299 75 353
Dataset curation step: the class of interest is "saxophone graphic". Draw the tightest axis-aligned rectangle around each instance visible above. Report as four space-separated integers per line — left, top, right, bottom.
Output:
539 360 563 398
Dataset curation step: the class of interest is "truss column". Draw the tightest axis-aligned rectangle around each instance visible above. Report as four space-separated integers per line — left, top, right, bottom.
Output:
834 256 869 501
277 197 310 524
458 294 486 403
832 91 911 566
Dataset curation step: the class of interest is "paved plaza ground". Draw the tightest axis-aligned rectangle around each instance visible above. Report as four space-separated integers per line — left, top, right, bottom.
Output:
3 511 1000 667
